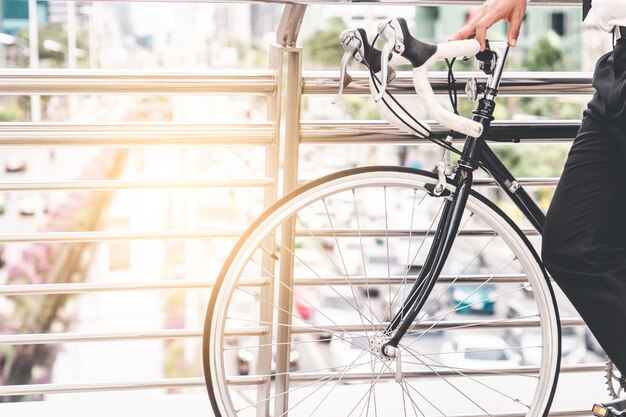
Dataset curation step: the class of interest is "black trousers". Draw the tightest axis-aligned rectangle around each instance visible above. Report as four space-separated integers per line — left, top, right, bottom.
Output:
542 37 626 373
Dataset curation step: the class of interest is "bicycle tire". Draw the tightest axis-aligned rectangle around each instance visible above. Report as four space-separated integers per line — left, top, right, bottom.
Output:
203 166 561 417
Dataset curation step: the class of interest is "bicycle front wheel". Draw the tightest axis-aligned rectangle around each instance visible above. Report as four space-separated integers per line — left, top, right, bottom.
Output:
204 166 561 417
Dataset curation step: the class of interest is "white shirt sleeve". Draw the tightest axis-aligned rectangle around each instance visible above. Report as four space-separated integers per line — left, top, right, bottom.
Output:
588 0 626 32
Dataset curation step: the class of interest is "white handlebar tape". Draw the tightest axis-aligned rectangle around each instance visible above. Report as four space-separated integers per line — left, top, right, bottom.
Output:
413 66 484 138
436 39 481 60
411 39 484 138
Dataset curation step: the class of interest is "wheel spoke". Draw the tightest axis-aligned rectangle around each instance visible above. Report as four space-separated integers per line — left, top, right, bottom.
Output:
206 173 559 417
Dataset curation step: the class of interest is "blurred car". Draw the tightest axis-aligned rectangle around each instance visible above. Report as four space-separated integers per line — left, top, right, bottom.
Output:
449 283 496 315
310 286 371 342
504 299 587 365
441 334 522 369
19 194 48 216
5 156 26 173
236 347 299 376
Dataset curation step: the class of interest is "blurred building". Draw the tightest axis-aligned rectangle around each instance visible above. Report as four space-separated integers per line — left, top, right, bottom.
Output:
414 5 582 67
2 0 48 34
47 1 90 24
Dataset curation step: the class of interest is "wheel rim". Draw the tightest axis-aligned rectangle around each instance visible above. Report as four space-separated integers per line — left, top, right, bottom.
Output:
206 169 559 417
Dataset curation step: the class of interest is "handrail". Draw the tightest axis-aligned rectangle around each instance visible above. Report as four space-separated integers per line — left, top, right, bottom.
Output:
0 70 592 96
0 122 274 146
0 229 242 243
63 0 581 4
0 227 543 243
0 69 276 95
304 71 594 96
0 178 272 191
0 317 585 345
301 120 580 143
0 363 604 397
0 274 541 296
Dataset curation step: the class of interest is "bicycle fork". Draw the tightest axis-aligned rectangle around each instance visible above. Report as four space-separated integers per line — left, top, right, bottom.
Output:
380 164 475 356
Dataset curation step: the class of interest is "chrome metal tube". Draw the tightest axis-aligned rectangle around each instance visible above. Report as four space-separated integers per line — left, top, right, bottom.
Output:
0 178 272 191
295 227 539 237
0 317 582 345
0 274 531 296
0 229 242 243
0 69 276 95
304 71 593 96
62 0 581 4
300 120 579 143
227 362 603 386
0 378 205 397
0 122 274 146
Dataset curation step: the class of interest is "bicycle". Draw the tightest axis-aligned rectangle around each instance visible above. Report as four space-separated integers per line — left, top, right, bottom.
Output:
203 17 565 417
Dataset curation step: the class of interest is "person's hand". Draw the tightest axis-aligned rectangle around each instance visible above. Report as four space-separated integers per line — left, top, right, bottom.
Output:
449 0 527 50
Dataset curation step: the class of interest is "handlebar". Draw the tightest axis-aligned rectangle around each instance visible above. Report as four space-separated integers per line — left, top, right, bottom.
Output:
376 17 484 138
334 27 430 137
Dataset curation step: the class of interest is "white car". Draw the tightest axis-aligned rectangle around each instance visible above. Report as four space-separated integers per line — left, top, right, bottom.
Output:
441 334 522 370
5 155 27 173
18 194 48 216
310 286 378 342
504 298 587 365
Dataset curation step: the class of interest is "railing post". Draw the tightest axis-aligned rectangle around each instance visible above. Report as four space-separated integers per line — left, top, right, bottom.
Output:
272 4 306 415
254 42 284 416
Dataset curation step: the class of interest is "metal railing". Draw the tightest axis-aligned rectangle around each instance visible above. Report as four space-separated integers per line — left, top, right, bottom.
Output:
0 0 604 415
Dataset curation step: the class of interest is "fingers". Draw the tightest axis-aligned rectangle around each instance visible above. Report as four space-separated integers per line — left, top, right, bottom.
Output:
474 14 500 51
507 11 524 47
451 0 527 50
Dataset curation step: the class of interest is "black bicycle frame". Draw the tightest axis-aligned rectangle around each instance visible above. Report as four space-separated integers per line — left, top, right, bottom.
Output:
382 43 548 352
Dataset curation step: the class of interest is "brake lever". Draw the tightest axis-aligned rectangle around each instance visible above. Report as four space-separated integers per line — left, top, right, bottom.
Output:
333 28 396 105
374 19 404 102
333 29 358 105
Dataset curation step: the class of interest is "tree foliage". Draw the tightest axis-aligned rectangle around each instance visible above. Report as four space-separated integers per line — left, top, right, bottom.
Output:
302 17 345 68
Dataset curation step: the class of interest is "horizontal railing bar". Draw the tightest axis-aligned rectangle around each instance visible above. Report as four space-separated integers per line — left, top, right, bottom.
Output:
0 377 205 396
0 227 538 243
287 317 583 334
0 329 204 345
0 273 536 296
1 318 582 345
0 229 242 243
229 363 602 386
409 411 591 417
63 0 580 5
295 273 538 285
0 274 533 296
296 228 539 237
0 69 276 95
0 178 272 191
0 364 600 397
0 278 272 295
304 71 592 96
299 177 557 187
0 120 576 147
0 122 273 146
301 120 580 143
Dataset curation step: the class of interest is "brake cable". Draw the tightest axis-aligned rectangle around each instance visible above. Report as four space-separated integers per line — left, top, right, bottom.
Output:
366 33 503 181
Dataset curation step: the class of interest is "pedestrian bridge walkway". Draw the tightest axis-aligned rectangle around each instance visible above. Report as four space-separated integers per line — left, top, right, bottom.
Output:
0 0 614 416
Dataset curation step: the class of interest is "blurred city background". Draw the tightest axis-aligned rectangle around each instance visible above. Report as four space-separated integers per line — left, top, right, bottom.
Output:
0 1 614 415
